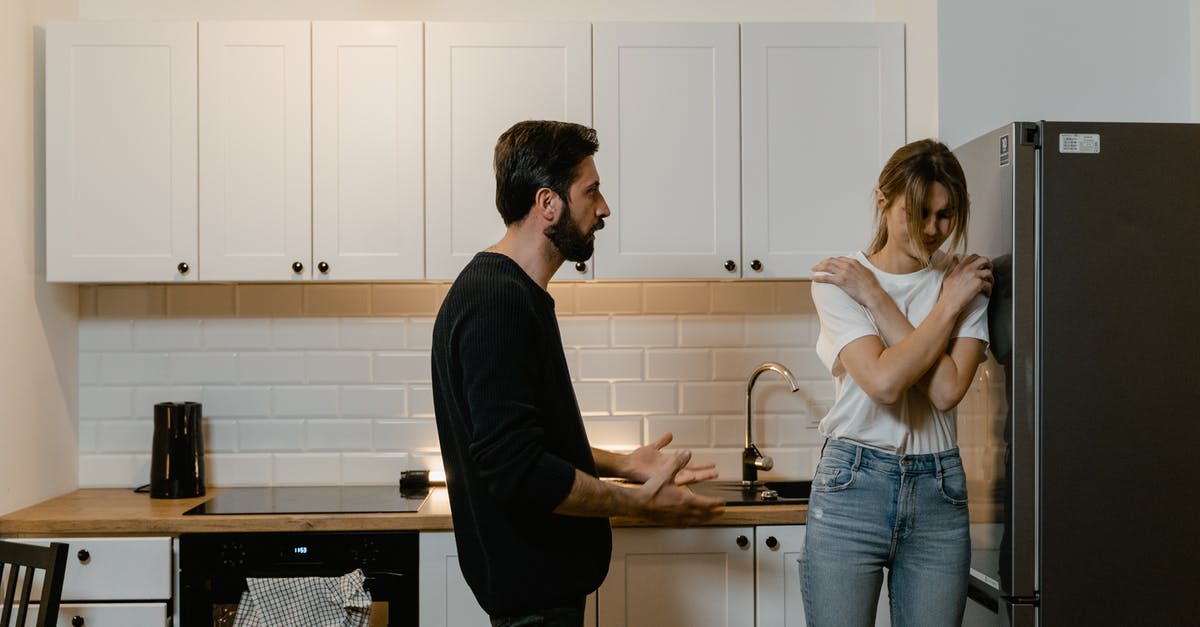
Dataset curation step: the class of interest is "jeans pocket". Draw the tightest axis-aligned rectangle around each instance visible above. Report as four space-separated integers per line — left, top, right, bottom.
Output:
812 455 855 493
937 462 969 505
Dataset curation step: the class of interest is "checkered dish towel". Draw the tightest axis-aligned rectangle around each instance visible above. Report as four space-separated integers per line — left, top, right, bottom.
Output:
233 568 372 627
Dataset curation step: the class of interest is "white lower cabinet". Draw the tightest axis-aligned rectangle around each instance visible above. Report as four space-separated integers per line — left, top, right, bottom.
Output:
419 531 598 627
7 536 173 627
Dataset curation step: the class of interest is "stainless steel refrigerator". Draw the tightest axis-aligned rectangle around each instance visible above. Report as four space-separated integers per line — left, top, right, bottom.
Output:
955 121 1200 626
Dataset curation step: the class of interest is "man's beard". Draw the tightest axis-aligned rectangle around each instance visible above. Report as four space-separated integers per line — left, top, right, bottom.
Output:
545 200 602 263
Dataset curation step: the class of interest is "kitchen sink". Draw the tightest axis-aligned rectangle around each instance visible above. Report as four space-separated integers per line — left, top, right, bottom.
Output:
688 480 811 506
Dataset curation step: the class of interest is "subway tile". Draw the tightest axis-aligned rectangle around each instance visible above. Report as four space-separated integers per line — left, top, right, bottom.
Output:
407 385 434 417
712 348 780 381
775 281 817 314
409 452 444 474
572 381 611 415
713 415 745 447
133 319 204 351
646 349 711 381
776 348 829 380
238 352 306 384
170 352 238 384
711 282 775 314
79 386 133 419
341 453 411 484
77 421 98 453
578 349 643 381
79 353 101 385
752 380 807 413
644 283 711 314
237 284 303 317
96 285 165 318
307 419 373 451
612 316 677 348
204 319 273 350
306 352 372 384
576 283 642 314
167 284 236 317
201 387 272 418
239 419 306 452
644 415 712 448
759 414 826 448
303 284 371 316
204 418 239 453
371 284 441 316
78 454 144 488
206 453 273 486
79 320 134 351
273 319 339 349
745 314 812 348
612 382 677 414
704 449 745 481
558 317 610 348
757 447 816 480
273 453 342 485
96 420 153 453
563 348 579 381
582 417 644 449
679 315 744 347
134 387 204 418
341 386 407 418
546 283 576 314
680 381 743 414
407 318 435 350
373 352 431 383
373 419 440 451
339 318 407 350
273 386 339 417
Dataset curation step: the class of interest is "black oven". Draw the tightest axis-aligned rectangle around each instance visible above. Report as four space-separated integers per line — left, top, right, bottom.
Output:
179 531 418 627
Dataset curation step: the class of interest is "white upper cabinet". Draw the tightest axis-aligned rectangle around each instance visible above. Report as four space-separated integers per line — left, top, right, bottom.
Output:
592 22 742 279
740 23 905 279
424 22 593 281
312 22 425 280
46 21 198 282
198 21 312 281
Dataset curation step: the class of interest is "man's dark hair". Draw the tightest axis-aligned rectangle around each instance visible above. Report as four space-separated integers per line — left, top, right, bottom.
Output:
494 120 599 226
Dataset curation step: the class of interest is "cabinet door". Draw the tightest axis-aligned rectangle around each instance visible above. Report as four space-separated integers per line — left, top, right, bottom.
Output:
740 23 905 278
425 22 593 281
312 22 424 280
46 21 197 282
418 532 490 627
592 22 741 279
199 21 312 281
600 527 754 627
756 525 892 627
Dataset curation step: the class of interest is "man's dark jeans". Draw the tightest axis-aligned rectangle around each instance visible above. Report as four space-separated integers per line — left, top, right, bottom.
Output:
489 598 586 627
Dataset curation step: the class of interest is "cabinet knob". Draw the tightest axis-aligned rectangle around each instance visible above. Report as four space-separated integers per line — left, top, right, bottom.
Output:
292 261 304 274
750 259 763 272
724 260 737 272
736 535 749 549
765 536 778 549
574 261 588 273
76 548 90 563
317 261 330 274
177 262 190 275
71 617 84 627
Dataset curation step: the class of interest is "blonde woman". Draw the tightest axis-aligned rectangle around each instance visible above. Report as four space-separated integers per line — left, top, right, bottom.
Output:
803 139 993 627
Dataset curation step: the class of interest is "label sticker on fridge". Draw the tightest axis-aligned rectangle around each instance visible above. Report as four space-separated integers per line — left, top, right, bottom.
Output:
999 134 1010 166
1059 133 1100 154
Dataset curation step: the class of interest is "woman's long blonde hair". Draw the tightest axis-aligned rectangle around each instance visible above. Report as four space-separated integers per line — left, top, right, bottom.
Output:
866 139 970 267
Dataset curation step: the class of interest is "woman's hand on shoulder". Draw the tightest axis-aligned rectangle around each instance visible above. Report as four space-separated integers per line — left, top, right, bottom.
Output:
812 256 885 309
941 253 994 311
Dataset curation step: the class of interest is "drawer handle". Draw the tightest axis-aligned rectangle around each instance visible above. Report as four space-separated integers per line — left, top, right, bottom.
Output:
71 616 85 627
736 535 749 548
76 548 90 563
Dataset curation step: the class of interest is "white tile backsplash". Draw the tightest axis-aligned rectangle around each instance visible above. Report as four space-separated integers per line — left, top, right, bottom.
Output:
78 311 825 487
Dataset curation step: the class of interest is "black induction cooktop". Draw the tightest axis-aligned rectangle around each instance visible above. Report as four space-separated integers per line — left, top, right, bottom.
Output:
182 485 429 515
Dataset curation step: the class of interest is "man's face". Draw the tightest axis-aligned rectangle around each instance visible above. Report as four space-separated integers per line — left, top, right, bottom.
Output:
545 156 610 262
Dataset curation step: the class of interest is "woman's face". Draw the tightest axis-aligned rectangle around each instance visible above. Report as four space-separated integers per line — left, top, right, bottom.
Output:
881 181 953 261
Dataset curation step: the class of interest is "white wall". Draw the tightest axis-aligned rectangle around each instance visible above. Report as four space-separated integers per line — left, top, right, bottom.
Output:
938 0 1195 148
1 0 80 515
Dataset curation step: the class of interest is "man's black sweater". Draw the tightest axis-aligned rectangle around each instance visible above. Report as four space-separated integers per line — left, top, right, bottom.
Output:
431 252 611 616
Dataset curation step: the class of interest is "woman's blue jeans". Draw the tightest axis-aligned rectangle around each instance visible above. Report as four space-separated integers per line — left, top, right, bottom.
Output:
801 439 970 627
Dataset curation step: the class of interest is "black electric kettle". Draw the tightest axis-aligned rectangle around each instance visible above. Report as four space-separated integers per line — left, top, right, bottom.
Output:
149 401 206 498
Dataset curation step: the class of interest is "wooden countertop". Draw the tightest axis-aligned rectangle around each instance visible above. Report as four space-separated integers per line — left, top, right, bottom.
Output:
0 488 806 537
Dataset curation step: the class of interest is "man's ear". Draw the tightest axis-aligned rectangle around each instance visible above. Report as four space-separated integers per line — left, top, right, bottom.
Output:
534 187 560 222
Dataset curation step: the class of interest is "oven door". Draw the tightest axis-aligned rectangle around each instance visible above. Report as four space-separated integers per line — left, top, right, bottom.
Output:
179 531 418 627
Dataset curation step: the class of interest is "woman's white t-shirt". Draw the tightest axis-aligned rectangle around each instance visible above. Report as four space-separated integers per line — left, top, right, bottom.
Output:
812 250 990 455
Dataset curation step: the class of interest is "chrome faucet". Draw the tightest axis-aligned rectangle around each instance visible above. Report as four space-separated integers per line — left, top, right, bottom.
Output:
743 362 800 485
